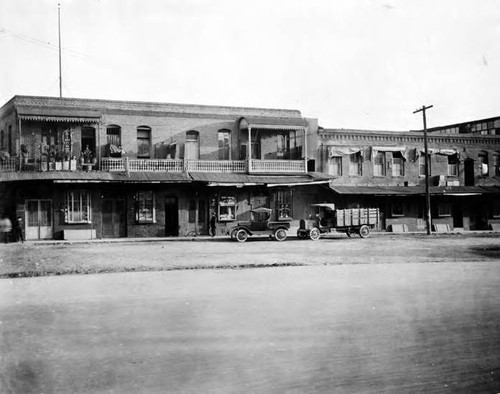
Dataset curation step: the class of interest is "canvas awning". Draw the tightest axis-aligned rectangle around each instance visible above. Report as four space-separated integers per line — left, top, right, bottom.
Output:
329 185 500 196
371 146 407 160
17 107 101 123
189 172 326 187
328 146 365 158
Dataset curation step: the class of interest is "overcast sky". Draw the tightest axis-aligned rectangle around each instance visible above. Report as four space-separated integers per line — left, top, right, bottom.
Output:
1 0 499 130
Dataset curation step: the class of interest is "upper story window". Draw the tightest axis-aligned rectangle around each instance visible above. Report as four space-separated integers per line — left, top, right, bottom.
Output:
137 126 151 158
471 121 495 135
493 153 500 177
479 151 489 176
419 154 430 177
328 156 342 176
107 125 121 146
65 190 91 224
448 154 459 177
218 129 231 160
373 152 386 176
0 129 3 150
185 130 200 160
42 124 58 147
392 152 405 177
349 152 362 176
7 125 13 156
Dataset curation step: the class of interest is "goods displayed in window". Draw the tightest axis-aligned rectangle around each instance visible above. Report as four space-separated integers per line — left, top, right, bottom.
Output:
219 196 236 221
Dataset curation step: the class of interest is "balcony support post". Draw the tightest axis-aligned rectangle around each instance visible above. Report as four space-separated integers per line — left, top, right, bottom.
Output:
248 126 252 174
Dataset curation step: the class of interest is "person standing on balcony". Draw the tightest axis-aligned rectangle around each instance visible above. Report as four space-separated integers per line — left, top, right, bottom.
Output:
210 212 217 237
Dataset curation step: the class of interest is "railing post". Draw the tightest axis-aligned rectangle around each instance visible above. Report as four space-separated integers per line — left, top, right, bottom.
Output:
125 157 129 175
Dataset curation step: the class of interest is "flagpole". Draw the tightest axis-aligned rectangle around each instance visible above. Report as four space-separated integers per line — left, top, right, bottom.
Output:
58 3 62 98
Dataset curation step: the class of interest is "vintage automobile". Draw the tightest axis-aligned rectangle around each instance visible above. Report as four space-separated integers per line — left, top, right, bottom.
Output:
230 207 291 242
297 203 380 240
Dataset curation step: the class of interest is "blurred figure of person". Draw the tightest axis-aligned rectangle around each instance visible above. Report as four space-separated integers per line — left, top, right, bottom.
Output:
0 216 12 243
13 216 25 243
210 212 217 237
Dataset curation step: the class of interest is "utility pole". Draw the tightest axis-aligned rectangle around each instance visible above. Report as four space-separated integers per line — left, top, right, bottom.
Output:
58 3 62 98
413 105 433 235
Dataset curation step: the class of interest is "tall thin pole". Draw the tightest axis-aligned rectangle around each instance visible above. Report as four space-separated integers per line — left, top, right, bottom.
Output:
58 3 62 98
413 105 433 235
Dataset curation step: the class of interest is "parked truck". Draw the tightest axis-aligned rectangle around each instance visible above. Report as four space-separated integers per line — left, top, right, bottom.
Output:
297 204 380 240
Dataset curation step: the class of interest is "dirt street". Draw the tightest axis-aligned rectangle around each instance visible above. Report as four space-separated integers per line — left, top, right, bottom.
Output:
0 233 499 277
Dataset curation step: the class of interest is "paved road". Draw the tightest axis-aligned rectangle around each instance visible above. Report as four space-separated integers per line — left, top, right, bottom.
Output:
2 261 500 393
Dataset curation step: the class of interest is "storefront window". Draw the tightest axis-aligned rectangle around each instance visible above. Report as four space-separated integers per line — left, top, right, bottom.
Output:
276 189 293 220
135 191 155 223
218 196 236 221
65 191 91 223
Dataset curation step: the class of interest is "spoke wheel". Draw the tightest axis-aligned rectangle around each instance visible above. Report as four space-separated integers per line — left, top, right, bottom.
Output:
236 229 249 242
346 229 352 238
359 225 370 238
309 227 321 241
274 228 287 242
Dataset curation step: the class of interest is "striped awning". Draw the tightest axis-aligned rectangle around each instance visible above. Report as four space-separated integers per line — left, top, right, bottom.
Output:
17 107 101 123
239 116 308 131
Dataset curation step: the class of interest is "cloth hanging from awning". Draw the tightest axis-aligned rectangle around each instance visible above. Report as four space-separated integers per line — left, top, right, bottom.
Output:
328 146 365 158
371 146 407 161
414 148 461 161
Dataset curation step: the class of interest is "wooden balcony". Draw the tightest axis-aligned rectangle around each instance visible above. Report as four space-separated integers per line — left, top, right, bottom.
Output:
0 157 307 174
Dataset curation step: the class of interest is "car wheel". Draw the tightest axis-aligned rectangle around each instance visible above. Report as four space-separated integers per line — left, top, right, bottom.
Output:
235 229 249 242
359 225 370 238
309 227 321 241
230 228 238 240
274 229 287 242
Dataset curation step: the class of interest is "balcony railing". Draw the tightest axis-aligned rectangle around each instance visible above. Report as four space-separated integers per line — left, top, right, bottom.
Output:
1 157 307 174
185 160 247 173
249 160 306 173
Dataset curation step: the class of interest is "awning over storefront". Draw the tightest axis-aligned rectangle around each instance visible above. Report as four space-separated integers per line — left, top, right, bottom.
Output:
414 148 461 160
0 171 191 183
189 172 326 187
329 185 500 196
17 107 101 123
239 116 308 131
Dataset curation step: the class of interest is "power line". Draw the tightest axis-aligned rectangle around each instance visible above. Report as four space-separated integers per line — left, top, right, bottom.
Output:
0 27 89 59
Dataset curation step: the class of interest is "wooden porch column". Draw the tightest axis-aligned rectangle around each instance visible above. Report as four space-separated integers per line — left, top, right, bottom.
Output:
303 126 308 173
248 126 252 173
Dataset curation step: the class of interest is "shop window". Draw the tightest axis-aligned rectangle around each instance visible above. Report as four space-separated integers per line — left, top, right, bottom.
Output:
276 189 293 220
137 126 151 158
391 202 404 217
373 152 386 176
65 190 91 223
479 152 489 176
135 191 155 223
438 203 452 217
392 152 405 177
448 154 459 176
349 152 362 176
218 196 236 221
328 156 342 176
218 130 231 160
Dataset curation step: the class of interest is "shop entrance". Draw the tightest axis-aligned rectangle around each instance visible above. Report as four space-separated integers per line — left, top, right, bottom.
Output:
102 198 126 238
165 196 179 236
26 199 53 240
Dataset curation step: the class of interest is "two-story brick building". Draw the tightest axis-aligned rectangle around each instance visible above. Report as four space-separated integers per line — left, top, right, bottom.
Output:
0 96 326 240
314 122 500 232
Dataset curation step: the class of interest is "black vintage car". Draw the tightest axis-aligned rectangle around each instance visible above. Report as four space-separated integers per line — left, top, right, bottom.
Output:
230 207 291 242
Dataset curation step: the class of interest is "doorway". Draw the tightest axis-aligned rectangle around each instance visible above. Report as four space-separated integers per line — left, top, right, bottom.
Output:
165 196 179 236
452 202 464 229
26 199 53 240
464 159 474 186
102 198 126 238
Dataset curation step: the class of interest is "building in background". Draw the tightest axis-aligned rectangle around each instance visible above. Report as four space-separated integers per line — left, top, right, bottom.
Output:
315 119 500 232
0 96 325 240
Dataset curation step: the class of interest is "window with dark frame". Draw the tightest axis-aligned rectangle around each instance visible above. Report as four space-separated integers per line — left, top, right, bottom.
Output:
479 152 489 176
438 202 452 217
447 154 459 176
218 130 230 160
391 201 404 217
135 191 155 223
392 152 405 177
107 125 121 146
328 156 342 176
373 152 386 176
137 126 151 158
349 152 362 176
65 190 91 223
276 189 293 220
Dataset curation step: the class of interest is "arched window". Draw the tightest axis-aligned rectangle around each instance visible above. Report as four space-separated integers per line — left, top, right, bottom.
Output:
185 130 199 160
137 126 151 158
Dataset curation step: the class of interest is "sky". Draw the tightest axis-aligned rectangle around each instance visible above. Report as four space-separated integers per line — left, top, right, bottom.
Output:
1 0 500 131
